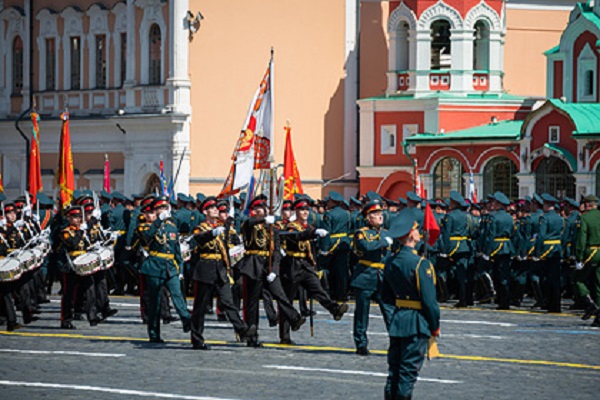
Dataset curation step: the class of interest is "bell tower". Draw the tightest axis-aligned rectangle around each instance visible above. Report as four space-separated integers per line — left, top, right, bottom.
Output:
387 0 506 96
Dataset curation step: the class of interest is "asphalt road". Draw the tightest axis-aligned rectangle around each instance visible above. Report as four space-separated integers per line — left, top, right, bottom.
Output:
0 295 598 400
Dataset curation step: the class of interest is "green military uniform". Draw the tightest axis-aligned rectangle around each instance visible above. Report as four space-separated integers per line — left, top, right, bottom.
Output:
483 192 515 310
535 194 564 313
382 208 440 400
351 200 391 354
526 196 545 306
574 195 600 326
561 198 580 297
138 198 191 342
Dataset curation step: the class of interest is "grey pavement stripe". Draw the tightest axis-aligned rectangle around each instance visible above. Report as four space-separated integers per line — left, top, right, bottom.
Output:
262 365 462 384
0 349 126 357
0 381 241 400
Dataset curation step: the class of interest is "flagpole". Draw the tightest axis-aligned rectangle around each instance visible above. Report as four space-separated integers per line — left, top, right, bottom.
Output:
270 47 275 162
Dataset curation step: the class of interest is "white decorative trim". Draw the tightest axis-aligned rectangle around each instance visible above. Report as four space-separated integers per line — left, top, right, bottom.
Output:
60 6 84 90
576 43 597 103
136 0 166 85
418 0 464 30
36 9 60 91
86 4 111 90
475 148 519 173
111 3 127 88
424 147 471 173
464 0 502 31
0 6 26 98
387 1 417 32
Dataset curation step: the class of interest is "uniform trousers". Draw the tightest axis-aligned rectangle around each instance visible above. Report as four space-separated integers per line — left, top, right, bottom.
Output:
146 274 190 341
453 253 473 306
572 262 600 305
353 286 389 349
61 272 97 324
385 334 428 399
191 279 247 348
492 255 512 309
541 256 562 312
0 281 18 324
326 244 350 301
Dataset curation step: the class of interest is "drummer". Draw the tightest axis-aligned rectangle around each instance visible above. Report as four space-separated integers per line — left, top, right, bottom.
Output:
83 200 118 322
0 202 36 326
1 203 24 331
58 206 101 329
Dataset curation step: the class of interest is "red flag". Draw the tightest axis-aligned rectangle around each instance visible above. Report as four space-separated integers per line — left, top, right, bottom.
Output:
424 202 440 246
58 112 75 209
29 112 43 204
0 171 4 193
103 154 111 193
283 124 304 200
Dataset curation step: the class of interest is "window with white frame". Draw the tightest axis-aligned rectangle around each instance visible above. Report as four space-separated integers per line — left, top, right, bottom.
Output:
95 35 107 88
12 36 24 95
36 9 59 92
149 24 161 85
577 44 597 103
70 37 81 90
45 38 56 90
549 126 560 143
381 125 397 155
403 124 418 154
61 7 84 91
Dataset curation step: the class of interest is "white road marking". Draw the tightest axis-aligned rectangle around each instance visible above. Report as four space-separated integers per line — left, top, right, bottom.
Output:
262 365 462 384
441 319 516 327
0 380 240 400
440 334 505 340
0 349 126 358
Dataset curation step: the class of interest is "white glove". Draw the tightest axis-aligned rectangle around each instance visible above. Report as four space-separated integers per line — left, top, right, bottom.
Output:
0 218 6 227
179 273 184 281
575 262 584 270
159 210 171 221
22 206 32 217
385 237 393 246
280 249 287 257
265 215 275 225
110 232 119 241
266 272 276 283
14 220 25 228
92 208 101 219
532 257 540 262
80 223 88 231
289 214 297 222
142 249 149 258
212 226 226 237
482 254 490 261
32 214 40 222
315 229 329 238
439 253 448 258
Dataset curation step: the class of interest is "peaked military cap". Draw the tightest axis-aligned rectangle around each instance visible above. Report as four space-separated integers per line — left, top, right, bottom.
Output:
398 197 407 206
328 190 345 203
201 196 218 211
366 191 382 201
406 191 422 203
152 196 170 209
282 200 293 210
36 192 54 206
532 193 543 205
293 198 311 210
196 193 206 203
584 194 599 203
65 205 83 217
350 196 362 206
387 208 418 239
3 202 16 213
449 190 466 207
99 190 112 200
362 199 383 216
493 191 510 206
541 193 558 204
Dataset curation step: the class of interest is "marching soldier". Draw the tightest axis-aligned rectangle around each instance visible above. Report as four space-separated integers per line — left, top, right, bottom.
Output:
239 197 306 347
574 195 600 327
320 191 351 301
278 198 349 345
439 191 474 307
526 194 545 308
535 194 564 313
351 199 392 356
482 192 515 310
58 206 100 329
382 208 440 400
189 196 256 350
137 196 191 343
562 198 580 300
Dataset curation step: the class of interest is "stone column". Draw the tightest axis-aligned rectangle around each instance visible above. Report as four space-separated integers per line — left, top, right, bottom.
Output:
167 0 191 115
574 172 595 199
449 29 475 94
124 0 136 110
517 173 535 199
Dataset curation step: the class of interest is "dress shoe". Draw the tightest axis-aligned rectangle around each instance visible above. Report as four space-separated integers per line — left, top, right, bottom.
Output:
149 338 165 344
301 310 316 317
592 315 600 327
279 339 296 345
89 319 101 326
356 347 370 356
239 324 257 340
182 318 192 333
163 316 179 324
247 338 263 348
291 316 306 331
60 322 76 330
216 314 227 322
0 317 6 325
104 309 119 319
192 343 210 350
23 313 38 325
7 322 22 332
32 308 42 315
333 303 349 321
73 313 83 321
268 319 278 328
453 302 468 308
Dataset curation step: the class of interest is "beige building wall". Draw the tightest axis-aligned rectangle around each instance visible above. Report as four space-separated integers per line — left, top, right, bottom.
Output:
188 0 347 199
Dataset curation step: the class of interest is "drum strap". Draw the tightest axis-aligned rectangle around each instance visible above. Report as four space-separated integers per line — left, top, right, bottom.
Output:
69 250 86 257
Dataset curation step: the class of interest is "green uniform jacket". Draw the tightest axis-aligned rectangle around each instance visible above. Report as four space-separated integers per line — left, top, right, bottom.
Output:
562 211 580 260
440 209 473 256
350 226 390 290
382 245 440 338
535 209 564 260
320 206 351 255
138 218 183 279
575 209 600 264
483 209 515 258
525 210 543 258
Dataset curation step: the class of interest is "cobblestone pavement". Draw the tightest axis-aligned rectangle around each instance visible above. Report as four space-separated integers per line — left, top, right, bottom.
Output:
0 294 598 400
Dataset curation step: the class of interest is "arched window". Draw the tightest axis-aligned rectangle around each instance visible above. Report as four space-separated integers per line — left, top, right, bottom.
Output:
12 36 24 94
535 156 575 198
430 20 451 70
433 157 464 199
144 173 161 195
396 22 410 71
149 24 161 85
473 20 490 71
584 70 594 97
483 157 518 199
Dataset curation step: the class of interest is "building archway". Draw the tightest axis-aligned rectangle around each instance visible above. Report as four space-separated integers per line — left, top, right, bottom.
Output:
433 157 464 199
483 157 518 199
144 173 161 195
535 156 575 198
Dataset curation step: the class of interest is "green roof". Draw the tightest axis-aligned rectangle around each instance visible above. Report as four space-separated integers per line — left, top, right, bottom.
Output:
359 92 529 102
405 120 523 143
548 99 600 136
578 2 600 30
544 45 560 56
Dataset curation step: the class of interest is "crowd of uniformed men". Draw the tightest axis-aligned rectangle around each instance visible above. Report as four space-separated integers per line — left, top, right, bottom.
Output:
1 186 600 398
